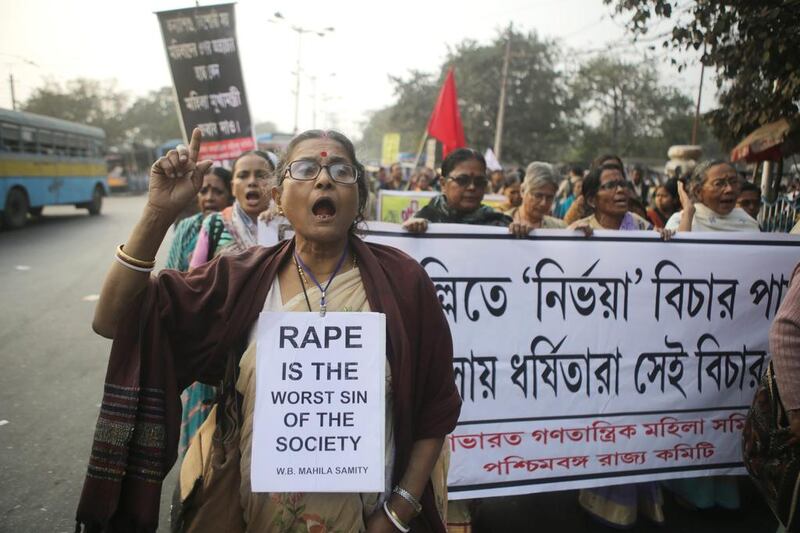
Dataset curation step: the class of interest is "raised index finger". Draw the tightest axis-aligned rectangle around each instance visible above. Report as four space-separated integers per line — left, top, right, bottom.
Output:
188 128 202 163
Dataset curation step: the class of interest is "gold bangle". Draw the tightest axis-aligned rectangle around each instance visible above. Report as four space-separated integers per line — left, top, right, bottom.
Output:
116 244 156 269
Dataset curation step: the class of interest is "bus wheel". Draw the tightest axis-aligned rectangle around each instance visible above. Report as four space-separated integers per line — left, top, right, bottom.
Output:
3 188 29 229
87 185 103 215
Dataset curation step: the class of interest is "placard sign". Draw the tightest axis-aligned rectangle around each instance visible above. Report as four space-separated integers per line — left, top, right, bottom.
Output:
156 3 255 162
251 311 387 492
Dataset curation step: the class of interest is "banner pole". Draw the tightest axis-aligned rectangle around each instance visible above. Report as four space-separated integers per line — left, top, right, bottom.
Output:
413 131 428 168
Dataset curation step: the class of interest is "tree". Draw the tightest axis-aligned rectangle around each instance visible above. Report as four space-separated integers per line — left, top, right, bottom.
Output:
22 78 129 146
123 87 183 146
358 29 572 165
22 81 187 148
603 0 800 147
569 54 709 160
357 71 439 163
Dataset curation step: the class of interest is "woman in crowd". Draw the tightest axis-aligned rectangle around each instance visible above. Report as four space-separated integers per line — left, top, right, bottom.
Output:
567 161 665 529
163 166 233 455
554 164 583 219
165 166 233 273
508 162 567 230
77 129 461 533
499 175 522 214
410 167 436 192
403 148 512 232
665 159 760 233
190 150 278 267
568 163 654 232
646 177 679 229
661 160 759 512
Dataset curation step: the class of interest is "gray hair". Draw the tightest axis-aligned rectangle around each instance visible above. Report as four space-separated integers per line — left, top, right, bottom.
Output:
689 159 734 196
522 162 559 194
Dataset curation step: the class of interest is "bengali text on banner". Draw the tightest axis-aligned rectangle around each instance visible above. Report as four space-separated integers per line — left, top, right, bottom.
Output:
361 223 799 499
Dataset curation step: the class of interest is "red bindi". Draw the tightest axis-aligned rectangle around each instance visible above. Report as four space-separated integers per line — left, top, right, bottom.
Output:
320 151 328 157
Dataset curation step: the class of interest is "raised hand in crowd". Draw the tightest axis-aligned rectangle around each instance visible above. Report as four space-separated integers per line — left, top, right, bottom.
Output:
676 179 695 232
147 128 214 221
93 129 212 338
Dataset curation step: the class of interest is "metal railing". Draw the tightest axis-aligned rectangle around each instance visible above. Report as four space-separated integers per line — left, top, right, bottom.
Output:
759 196 799 233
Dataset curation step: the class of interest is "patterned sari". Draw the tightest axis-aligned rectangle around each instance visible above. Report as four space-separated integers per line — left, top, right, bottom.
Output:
576 213 664 528
180 202 260 455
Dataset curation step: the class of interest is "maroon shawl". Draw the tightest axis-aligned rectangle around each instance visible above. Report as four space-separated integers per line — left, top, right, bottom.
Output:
76 237 461 532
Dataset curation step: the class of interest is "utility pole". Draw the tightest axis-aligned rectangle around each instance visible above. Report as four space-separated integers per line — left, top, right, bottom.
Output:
691 43 707 146
493 25 512 161
9 73 16 110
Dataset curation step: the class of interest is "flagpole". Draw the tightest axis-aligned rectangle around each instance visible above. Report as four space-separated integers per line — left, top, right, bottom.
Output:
413 131 428 168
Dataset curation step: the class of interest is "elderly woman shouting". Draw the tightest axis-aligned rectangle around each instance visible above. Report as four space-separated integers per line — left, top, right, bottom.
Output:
76 129 461 533
568 163 654 232
665 159 760 232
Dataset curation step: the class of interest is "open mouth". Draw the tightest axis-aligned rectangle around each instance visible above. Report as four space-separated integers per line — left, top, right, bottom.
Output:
312 197 337 220
244 190 261 206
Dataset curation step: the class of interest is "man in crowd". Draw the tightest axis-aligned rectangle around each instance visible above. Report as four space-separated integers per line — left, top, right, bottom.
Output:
629 163 650 205
737 181 762 222
380 162 406 190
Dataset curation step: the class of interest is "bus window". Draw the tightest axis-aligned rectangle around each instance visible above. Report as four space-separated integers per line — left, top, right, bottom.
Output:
38 129 55 155
91 139 104 157
53 132 68 155
1 122 21 152
21 127 37 153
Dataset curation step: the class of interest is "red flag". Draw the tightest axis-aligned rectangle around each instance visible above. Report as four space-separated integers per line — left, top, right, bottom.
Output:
427 68 465 157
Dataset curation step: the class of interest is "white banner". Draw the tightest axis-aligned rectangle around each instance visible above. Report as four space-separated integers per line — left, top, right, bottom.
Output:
361 223 799 499
251 311 386 493
257 221 799 499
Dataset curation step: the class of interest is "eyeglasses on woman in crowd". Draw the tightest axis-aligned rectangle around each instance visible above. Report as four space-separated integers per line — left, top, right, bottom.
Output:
285 160 359 184
449 174 489 188
598 179 628 192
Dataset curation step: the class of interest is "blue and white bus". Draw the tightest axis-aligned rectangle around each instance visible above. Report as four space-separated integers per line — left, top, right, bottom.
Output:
0 108 108 229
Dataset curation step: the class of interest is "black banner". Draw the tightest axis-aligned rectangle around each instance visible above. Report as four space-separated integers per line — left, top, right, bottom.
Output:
156 3 255 161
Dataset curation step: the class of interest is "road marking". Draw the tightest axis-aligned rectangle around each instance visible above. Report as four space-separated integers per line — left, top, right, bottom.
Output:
82 294 100 302
15 265 31 271
0 420 8 426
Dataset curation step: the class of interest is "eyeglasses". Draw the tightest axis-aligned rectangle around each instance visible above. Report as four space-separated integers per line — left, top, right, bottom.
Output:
448 174 489 188
285 160 359 184
706 177 741 190
598 179 627 192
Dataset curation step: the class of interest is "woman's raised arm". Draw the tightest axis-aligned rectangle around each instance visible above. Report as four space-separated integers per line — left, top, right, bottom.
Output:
92 129 213 338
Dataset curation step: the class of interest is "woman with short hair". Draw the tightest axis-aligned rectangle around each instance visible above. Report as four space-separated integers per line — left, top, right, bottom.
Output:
508 162 567 231
665 159 760 232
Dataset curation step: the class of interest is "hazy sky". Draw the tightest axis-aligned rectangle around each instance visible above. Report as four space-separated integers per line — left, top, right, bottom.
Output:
0 0 714 141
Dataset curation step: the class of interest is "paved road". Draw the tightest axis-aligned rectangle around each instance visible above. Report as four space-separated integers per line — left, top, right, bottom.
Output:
0 195 176 532
0 195 778 532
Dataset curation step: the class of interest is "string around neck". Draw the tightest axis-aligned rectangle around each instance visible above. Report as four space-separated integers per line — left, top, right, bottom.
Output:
294 246 350 317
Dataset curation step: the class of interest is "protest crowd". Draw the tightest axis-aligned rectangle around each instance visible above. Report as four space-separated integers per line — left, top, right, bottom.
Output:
74 120 800 533
64 5 800 533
